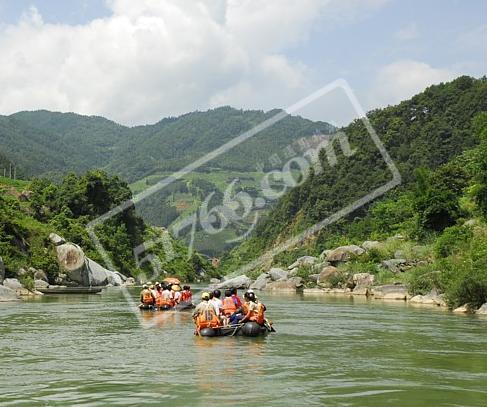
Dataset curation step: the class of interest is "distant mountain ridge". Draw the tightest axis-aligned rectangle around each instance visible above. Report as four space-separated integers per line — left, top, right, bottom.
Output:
0 107 335 182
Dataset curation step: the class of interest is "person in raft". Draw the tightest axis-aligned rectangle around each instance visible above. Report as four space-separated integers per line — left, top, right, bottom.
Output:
171 284 182 304
238 291 266 326
140 284 155 307
192 292 221 334
180 286 193 303
222 289 242 325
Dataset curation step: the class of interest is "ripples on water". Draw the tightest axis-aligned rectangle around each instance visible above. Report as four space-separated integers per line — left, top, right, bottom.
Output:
1 288 486 406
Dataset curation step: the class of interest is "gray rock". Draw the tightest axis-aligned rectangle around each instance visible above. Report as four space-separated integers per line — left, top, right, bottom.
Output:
381 259 407 273
124 277 136 286
317 266 339 286
250 273 270 290
362 240 381 251
0 256 4 284
3 278 23 290
372 284 407 300
265 277 303 292
269 267 288 281
409 293 446 307
288 256 318 269
34 279 49 289
326 245 365 263
352 273 375 287
303 288 326 294
106 270 123 286
33 269 48 282
352 286 370 296
476 303 487 315
215 275 251 289
0 285 20 302
311 261 330 272
287 267 298 277
49 233 66 246
210 278 221 284
319 249 333 260
85 258 110 286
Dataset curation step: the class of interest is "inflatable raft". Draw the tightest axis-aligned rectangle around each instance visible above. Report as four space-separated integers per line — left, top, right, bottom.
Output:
198 321 275 337
139 301 195 312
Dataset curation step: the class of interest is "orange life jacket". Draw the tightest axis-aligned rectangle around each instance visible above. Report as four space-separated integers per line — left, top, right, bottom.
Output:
243 301 265 325
181 290 192 302
250 302 265 325
195 303 221 331
222 296 237 316
154 290 163 307
141 289 154 305
160 290 175 308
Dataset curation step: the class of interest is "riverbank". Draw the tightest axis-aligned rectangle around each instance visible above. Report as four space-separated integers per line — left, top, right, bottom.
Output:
214 236 487 316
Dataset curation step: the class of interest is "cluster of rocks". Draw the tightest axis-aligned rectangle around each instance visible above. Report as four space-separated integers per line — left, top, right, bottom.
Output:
0 234 135 302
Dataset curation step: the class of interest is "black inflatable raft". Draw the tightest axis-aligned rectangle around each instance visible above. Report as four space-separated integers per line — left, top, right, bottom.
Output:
199 321 274 337
139 301 195 311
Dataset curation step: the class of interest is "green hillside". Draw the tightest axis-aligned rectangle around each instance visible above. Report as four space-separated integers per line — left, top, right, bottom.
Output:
222 76 487 273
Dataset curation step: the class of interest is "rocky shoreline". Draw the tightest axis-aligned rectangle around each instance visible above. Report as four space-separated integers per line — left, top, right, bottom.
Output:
211 241 487 316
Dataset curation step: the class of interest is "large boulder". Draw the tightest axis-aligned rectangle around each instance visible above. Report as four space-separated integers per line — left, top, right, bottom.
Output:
265 277 303 292
124 277 136 286
319 249 333 260
269 267 288 281
317 266 339 286
49 233 66 246
372 284 407 300
3 278 23 290
353 273 375 287
326 245 365 263
250 273 270 290
0 285 20 302
0 256 5 284
288 256 318 270
215 275 251 289
362 241 381 251
56 243 87 283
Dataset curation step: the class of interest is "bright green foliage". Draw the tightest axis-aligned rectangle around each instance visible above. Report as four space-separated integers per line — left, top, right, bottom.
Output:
0 171 214 282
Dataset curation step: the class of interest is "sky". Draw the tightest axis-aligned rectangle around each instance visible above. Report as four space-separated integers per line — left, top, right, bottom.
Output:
0 0 485 126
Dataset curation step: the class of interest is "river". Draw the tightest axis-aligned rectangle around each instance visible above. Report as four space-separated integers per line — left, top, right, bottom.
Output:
1 287 486 406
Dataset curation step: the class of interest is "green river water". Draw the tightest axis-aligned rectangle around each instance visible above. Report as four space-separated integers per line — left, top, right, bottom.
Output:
1 287 486 406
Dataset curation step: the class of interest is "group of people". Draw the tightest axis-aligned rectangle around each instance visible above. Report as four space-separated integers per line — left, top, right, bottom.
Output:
140 282 193 309
192 288 267 332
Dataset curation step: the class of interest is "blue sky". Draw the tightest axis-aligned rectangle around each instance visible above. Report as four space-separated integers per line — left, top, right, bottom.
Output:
0 0 485 125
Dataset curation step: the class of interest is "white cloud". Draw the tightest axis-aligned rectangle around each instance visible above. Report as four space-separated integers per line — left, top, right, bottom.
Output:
0 0 388 125
369 60 457 108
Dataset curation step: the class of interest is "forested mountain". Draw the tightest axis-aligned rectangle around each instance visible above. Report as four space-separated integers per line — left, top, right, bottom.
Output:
223 76 487 272
0 107 334 182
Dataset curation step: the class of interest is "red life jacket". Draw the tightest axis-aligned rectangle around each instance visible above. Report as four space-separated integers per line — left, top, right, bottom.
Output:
181 290 192 302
